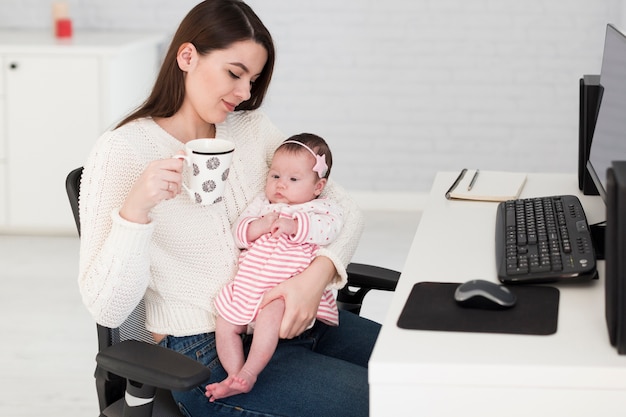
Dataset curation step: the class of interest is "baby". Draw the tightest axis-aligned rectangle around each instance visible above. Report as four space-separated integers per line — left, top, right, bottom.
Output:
206 133 342 401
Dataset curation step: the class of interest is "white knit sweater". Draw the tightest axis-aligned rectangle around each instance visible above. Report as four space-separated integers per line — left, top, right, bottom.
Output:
78 110 364 336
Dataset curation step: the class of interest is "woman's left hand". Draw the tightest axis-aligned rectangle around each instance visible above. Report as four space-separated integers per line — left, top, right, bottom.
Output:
261 257 335 339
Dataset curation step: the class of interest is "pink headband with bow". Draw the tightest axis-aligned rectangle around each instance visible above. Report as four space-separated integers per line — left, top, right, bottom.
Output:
283 140 328 178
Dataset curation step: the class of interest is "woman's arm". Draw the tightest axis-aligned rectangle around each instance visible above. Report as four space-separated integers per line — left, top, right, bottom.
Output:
262 256 336 338
315 179 365 288
78 131 181 327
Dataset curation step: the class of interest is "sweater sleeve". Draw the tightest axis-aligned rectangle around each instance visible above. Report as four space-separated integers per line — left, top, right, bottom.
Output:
231 193 268 248
315 181 365 290
78 130 155 328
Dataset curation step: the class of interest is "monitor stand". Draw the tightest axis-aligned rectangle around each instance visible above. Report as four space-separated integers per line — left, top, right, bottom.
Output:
590 222 605 260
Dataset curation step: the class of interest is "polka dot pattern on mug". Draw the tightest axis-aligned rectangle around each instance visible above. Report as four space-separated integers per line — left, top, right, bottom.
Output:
202 180 216 193
207 157 220 170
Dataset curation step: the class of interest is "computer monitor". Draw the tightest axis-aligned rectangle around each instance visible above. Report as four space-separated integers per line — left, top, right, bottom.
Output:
586 24 626 354
587 24 626 201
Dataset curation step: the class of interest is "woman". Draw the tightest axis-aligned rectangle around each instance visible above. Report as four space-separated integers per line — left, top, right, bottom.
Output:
78 1 379 416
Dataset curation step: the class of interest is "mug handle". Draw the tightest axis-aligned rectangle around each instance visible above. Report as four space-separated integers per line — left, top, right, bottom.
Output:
172 154 190 165
172 155 194 199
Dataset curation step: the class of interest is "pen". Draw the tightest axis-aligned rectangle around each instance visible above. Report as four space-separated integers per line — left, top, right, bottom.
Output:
467 169 479 191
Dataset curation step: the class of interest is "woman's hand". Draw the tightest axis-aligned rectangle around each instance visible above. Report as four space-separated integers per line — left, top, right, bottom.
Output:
261 256 336 338
120 156 184 224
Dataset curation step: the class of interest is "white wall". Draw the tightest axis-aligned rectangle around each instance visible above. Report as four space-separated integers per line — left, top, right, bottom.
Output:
0 0 622 195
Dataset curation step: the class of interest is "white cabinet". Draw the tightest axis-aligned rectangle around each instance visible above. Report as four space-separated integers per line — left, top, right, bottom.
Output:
0 30 165 234
0 96 5 226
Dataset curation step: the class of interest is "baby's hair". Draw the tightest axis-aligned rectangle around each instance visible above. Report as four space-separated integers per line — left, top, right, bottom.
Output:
278 133 333 179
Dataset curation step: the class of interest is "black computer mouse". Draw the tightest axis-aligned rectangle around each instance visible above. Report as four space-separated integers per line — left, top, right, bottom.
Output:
454 279 517 310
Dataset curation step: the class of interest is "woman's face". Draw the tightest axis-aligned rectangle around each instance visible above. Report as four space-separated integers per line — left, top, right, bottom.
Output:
178 40 268 125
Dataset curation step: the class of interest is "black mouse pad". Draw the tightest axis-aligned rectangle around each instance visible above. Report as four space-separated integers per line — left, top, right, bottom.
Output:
397 282 560 335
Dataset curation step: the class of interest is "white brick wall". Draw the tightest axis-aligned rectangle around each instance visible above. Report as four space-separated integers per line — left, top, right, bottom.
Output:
0 0 622 195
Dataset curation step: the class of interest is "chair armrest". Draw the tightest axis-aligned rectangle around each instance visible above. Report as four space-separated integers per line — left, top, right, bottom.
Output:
96 340 211 391
346 262 400 291
339 263 401 315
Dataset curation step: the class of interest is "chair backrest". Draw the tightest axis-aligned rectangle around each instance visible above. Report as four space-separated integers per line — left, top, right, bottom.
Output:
66 167 158 412
65 167 83 236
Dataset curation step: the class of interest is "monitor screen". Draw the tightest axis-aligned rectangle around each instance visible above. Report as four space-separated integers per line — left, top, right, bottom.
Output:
587 24 626 202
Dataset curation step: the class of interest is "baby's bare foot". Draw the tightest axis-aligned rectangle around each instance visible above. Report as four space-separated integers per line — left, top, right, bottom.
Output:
205 370 257 402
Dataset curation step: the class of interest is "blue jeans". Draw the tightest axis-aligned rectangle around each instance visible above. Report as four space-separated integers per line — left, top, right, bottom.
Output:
159 310 380 417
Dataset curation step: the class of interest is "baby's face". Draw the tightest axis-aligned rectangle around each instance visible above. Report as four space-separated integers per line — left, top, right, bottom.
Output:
265 149 326 204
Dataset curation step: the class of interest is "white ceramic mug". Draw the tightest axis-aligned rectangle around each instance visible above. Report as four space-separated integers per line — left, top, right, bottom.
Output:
174 138 235 205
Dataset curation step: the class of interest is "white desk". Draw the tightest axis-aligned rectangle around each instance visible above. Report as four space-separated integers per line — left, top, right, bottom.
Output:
369 172 626 416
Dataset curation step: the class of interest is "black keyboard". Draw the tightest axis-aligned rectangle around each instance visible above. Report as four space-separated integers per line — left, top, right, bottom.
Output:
495 195 597 284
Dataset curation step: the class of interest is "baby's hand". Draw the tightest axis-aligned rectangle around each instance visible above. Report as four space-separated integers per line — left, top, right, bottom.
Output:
246 212 280 242
262 212 279 226
270 217 297 238
256 212 279 233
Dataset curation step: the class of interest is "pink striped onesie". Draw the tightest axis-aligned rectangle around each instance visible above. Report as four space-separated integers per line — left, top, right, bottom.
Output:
215 195 343 327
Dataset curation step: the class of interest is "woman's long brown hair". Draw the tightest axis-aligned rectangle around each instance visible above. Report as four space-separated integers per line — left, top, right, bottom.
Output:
117 0 275 128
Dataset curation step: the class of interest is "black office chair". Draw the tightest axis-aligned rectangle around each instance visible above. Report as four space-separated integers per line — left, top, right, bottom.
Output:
66 166 400 417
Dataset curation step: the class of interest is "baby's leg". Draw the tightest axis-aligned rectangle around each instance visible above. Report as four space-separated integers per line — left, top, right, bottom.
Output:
206 316 246 399
208 298 285 401
238 297 285 383
215 315 247 375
